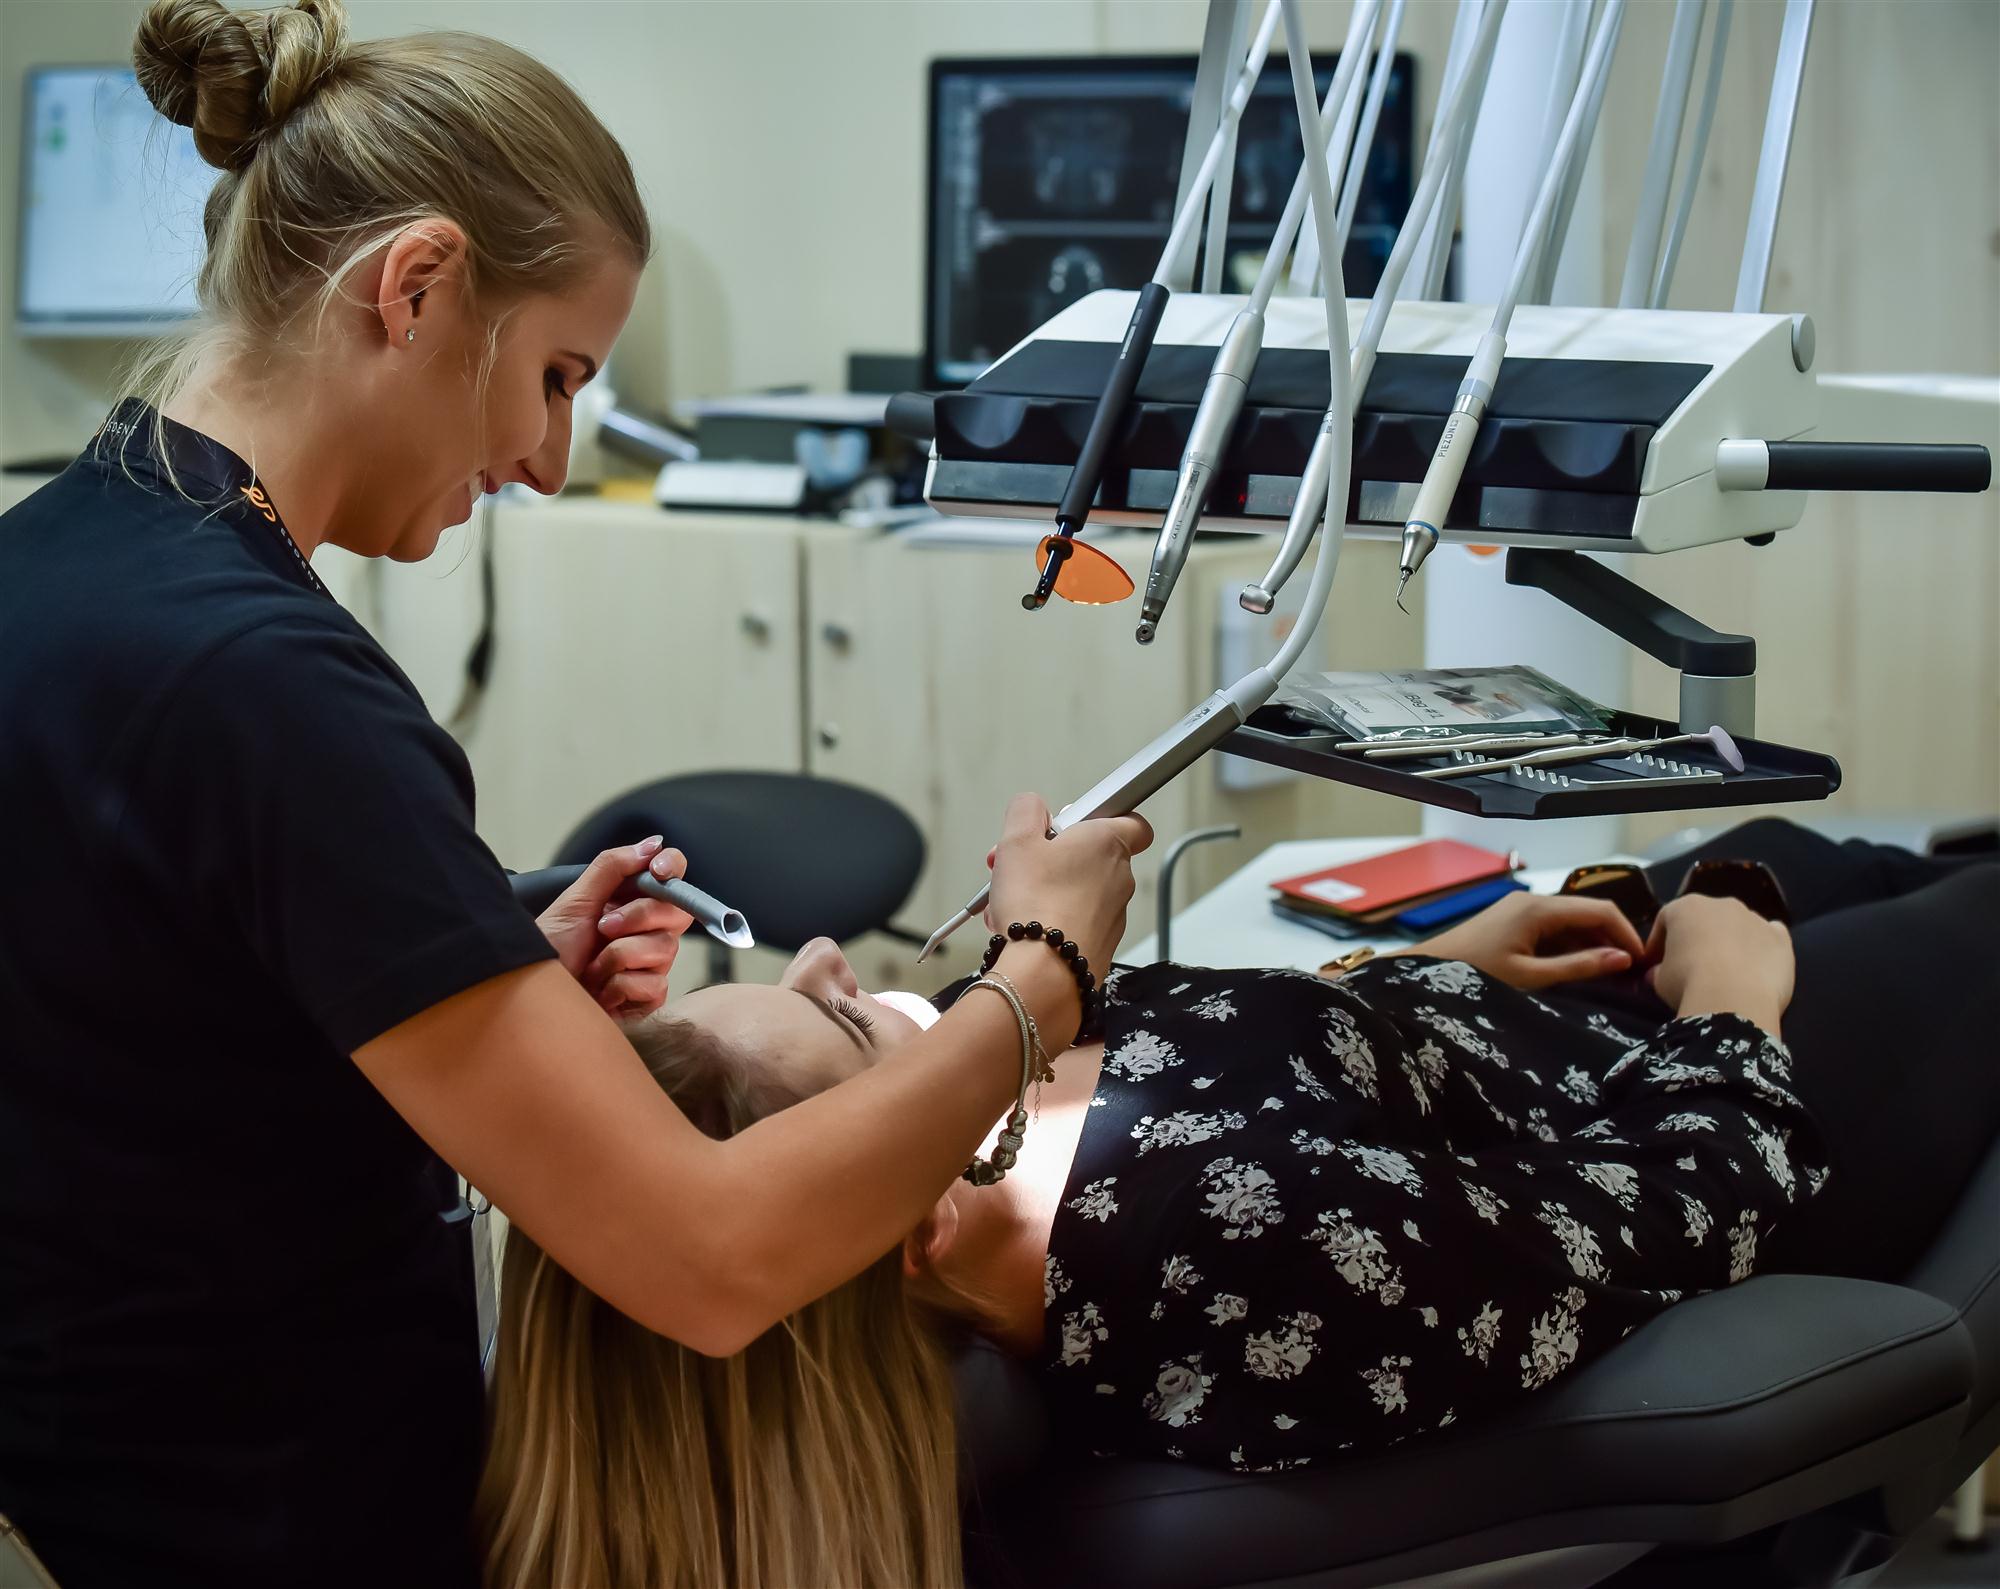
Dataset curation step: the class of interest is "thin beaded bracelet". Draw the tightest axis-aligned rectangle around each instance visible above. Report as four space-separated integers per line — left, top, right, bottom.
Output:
959 976 1036 1186
982 968 1055 1088
981 920 1102 1043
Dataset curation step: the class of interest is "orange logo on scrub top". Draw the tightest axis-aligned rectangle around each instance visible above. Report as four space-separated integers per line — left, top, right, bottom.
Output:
239 484 279 523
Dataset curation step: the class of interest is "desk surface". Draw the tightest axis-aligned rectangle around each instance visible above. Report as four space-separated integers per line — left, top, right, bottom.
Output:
1129 836 1585 973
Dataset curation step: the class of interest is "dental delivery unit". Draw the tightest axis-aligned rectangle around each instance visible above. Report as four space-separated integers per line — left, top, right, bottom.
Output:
895 0 1992 961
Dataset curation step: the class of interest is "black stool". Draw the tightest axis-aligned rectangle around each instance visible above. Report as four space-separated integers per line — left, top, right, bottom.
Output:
553 771 926 982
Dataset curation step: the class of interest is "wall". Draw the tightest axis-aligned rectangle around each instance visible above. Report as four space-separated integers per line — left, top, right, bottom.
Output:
0 0 1451 458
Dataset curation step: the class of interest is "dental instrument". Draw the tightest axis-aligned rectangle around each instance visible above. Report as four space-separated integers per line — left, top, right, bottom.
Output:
1360 730 1593 761
1416 724 1745 782
528 863 755 950
1241 0 1509 615
918 0 1356 963
1394 0 1628 609
1617 0 1709 310
1134 0 1382 644
1282 0 1408 296
1651 0 1733 308
1413 0 1502 302
1025 0 1282 613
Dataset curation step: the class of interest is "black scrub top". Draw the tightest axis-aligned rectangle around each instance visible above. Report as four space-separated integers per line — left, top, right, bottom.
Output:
0 404 555 1588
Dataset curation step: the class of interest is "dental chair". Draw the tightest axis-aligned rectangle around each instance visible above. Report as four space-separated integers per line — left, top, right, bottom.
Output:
955 1131 2000 1588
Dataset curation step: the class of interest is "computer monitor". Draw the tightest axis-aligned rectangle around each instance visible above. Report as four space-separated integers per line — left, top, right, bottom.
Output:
924 52 1415 389
16 66 211 335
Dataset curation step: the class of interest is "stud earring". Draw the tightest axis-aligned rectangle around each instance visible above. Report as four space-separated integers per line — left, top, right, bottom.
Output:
405 328 416 344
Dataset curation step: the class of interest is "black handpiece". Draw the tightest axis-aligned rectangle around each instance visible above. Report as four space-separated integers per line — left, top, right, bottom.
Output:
1026 281 1172 609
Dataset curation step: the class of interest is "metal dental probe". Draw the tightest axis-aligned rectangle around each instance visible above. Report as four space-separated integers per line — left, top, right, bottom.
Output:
1414 725 1745 781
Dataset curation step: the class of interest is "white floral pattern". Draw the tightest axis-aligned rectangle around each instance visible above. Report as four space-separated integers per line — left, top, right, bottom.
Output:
1059 1302 1110 1365
1131 1109 1246 1157
1306 1208 1406 1305
1143 1356 1213 1427
1197 1157 1285 1239
1205 1292 1249 1327
1521 1288 1587 1389
1105 1029 1182 1080
1360 1353 1414 1413
1244 1312 1325 1381
1325 1006 1380 1102
1459 1300 1503 1366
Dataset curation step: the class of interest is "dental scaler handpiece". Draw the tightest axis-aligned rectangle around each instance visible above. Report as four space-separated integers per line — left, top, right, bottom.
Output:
1394 0 1627 606
1137 308 1265 643
917 677 1274 962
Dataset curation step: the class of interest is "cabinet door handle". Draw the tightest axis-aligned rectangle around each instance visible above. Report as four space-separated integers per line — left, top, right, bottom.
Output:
817 723 841 750
821 622 853 653
740 613 772 643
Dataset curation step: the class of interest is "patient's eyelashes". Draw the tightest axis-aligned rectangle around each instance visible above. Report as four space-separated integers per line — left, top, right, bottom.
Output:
833 997 878 1038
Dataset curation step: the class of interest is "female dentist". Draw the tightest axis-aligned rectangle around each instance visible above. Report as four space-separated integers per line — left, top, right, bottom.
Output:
0 4 1149 1586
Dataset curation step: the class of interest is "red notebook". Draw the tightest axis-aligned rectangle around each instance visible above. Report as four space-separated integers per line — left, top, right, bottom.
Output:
1272 839 1519 918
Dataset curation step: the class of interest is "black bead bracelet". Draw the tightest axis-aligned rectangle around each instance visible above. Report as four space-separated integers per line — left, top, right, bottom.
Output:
982 921 1102 1044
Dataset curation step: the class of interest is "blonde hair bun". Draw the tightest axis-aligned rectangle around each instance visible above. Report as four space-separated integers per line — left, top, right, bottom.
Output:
134 0 350 171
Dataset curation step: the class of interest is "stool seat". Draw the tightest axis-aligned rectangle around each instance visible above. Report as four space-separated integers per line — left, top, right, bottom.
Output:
554 771 924 950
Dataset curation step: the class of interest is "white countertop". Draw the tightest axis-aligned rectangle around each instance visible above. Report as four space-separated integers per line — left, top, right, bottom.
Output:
1129 836 1592 973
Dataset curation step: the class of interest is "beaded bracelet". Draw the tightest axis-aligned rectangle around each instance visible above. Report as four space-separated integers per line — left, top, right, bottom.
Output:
960 975 1036 1186
981 920 1103 1043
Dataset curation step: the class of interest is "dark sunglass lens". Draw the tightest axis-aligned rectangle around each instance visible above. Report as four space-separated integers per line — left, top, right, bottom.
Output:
1684 861 1793 925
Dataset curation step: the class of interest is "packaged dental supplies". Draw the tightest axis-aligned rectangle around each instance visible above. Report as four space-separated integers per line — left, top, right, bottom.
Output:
1277 666 1614 745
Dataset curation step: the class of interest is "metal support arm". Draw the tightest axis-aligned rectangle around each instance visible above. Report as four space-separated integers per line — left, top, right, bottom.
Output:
1505 549 1758 736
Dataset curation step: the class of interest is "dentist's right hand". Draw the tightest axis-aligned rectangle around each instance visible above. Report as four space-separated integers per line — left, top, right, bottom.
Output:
986 791 1153 980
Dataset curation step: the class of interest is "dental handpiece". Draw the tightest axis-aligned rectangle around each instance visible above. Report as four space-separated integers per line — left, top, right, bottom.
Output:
1137 308 1265 644
1397 0 1627 607
513 863 755 949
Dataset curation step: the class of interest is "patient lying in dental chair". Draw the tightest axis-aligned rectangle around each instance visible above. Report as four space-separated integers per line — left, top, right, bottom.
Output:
474 819 1999 1589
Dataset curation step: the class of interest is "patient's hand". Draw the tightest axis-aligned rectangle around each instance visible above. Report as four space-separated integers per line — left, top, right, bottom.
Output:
1645 894 1793 1038
1406 892 1645 991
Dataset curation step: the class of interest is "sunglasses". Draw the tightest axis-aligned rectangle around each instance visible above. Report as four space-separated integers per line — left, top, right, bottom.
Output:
1559 858 1792 939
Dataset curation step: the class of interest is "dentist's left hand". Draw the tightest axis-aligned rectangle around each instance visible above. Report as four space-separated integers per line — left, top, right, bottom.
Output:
536 835 696 1018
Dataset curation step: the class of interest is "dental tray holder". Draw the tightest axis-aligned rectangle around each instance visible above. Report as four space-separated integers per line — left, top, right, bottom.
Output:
1221 547 1843 820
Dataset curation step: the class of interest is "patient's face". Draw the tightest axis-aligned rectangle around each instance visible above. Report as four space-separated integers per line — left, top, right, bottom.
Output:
670 938 928 1090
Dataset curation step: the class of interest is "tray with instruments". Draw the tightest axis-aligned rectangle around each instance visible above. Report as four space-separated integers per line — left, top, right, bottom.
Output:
1222 706 1842 820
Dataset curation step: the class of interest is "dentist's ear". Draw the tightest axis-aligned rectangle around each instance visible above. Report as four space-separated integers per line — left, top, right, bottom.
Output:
902 1192 962 1280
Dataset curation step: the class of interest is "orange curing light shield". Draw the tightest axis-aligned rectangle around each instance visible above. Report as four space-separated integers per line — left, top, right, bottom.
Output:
1035 535 1134 605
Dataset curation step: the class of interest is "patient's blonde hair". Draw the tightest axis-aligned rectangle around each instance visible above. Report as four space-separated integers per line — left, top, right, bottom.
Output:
122 0 649 467
475 1017 964 1589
